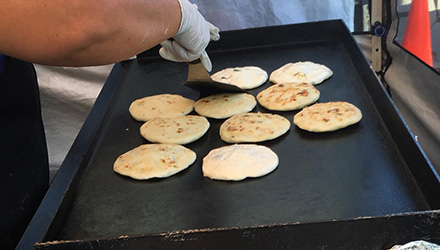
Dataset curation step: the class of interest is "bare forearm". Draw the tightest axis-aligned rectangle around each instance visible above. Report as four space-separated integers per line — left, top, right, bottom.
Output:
0 0 181 66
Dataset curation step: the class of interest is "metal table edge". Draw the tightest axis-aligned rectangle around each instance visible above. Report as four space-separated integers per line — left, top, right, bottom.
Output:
337 24 440 206
17 19 440 248
16 62 128 250
33 209 440 249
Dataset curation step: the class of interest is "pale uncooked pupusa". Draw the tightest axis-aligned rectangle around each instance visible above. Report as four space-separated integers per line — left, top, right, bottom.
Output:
270 61 333 85
211 66 268 89
202 144 279 181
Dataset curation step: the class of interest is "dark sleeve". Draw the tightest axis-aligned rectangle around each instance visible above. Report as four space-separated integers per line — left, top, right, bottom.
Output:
0 56 49 249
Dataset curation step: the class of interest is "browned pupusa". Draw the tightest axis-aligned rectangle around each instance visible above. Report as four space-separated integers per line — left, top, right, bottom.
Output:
293 101 362 132
129 94 194 122
194 93 256 119
257 83 320 111
113 144 196 180
219 112 290 143
140 115 209 144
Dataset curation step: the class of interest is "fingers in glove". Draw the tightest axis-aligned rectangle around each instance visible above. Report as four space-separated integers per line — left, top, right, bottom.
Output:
158 40 178 62
208 22 220 41
159 40 199 62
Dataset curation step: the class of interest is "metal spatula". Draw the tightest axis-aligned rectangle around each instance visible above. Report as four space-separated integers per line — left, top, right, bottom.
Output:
184 59 245 97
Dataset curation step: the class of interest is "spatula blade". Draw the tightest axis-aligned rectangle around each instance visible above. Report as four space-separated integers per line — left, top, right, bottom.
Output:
184 60 245 95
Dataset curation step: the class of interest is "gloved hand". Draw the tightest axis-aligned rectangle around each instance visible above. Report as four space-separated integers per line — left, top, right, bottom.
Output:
159 0 220 72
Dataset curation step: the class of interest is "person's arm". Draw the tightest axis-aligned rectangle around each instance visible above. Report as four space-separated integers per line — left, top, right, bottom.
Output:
0 0 181 66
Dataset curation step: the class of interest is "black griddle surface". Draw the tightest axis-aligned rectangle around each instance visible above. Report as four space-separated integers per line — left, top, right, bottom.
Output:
46 23 433 241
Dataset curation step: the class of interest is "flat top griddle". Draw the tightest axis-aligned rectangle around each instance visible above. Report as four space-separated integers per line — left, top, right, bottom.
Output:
21 21 440 249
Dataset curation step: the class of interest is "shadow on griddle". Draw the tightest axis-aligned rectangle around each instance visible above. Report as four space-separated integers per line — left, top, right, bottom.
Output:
295 123 362 142
259 129 291 148
201 169 278 185
113 163 195 184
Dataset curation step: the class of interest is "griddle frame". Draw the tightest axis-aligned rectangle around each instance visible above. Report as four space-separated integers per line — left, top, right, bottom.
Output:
18 20 440 249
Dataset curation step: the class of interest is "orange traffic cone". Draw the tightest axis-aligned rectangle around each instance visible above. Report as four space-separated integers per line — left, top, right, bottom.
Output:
402 0 433 66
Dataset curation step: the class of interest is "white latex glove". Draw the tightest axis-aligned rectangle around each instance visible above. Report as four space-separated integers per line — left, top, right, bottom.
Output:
159 0 220 72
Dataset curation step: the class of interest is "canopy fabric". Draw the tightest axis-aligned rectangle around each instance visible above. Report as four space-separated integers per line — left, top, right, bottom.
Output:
194 0 354 31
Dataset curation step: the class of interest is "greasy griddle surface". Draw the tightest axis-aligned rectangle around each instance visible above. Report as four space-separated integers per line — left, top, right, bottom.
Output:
54 39 428 240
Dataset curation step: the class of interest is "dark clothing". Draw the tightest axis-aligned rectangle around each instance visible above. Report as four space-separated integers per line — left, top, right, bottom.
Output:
0 56 49 249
